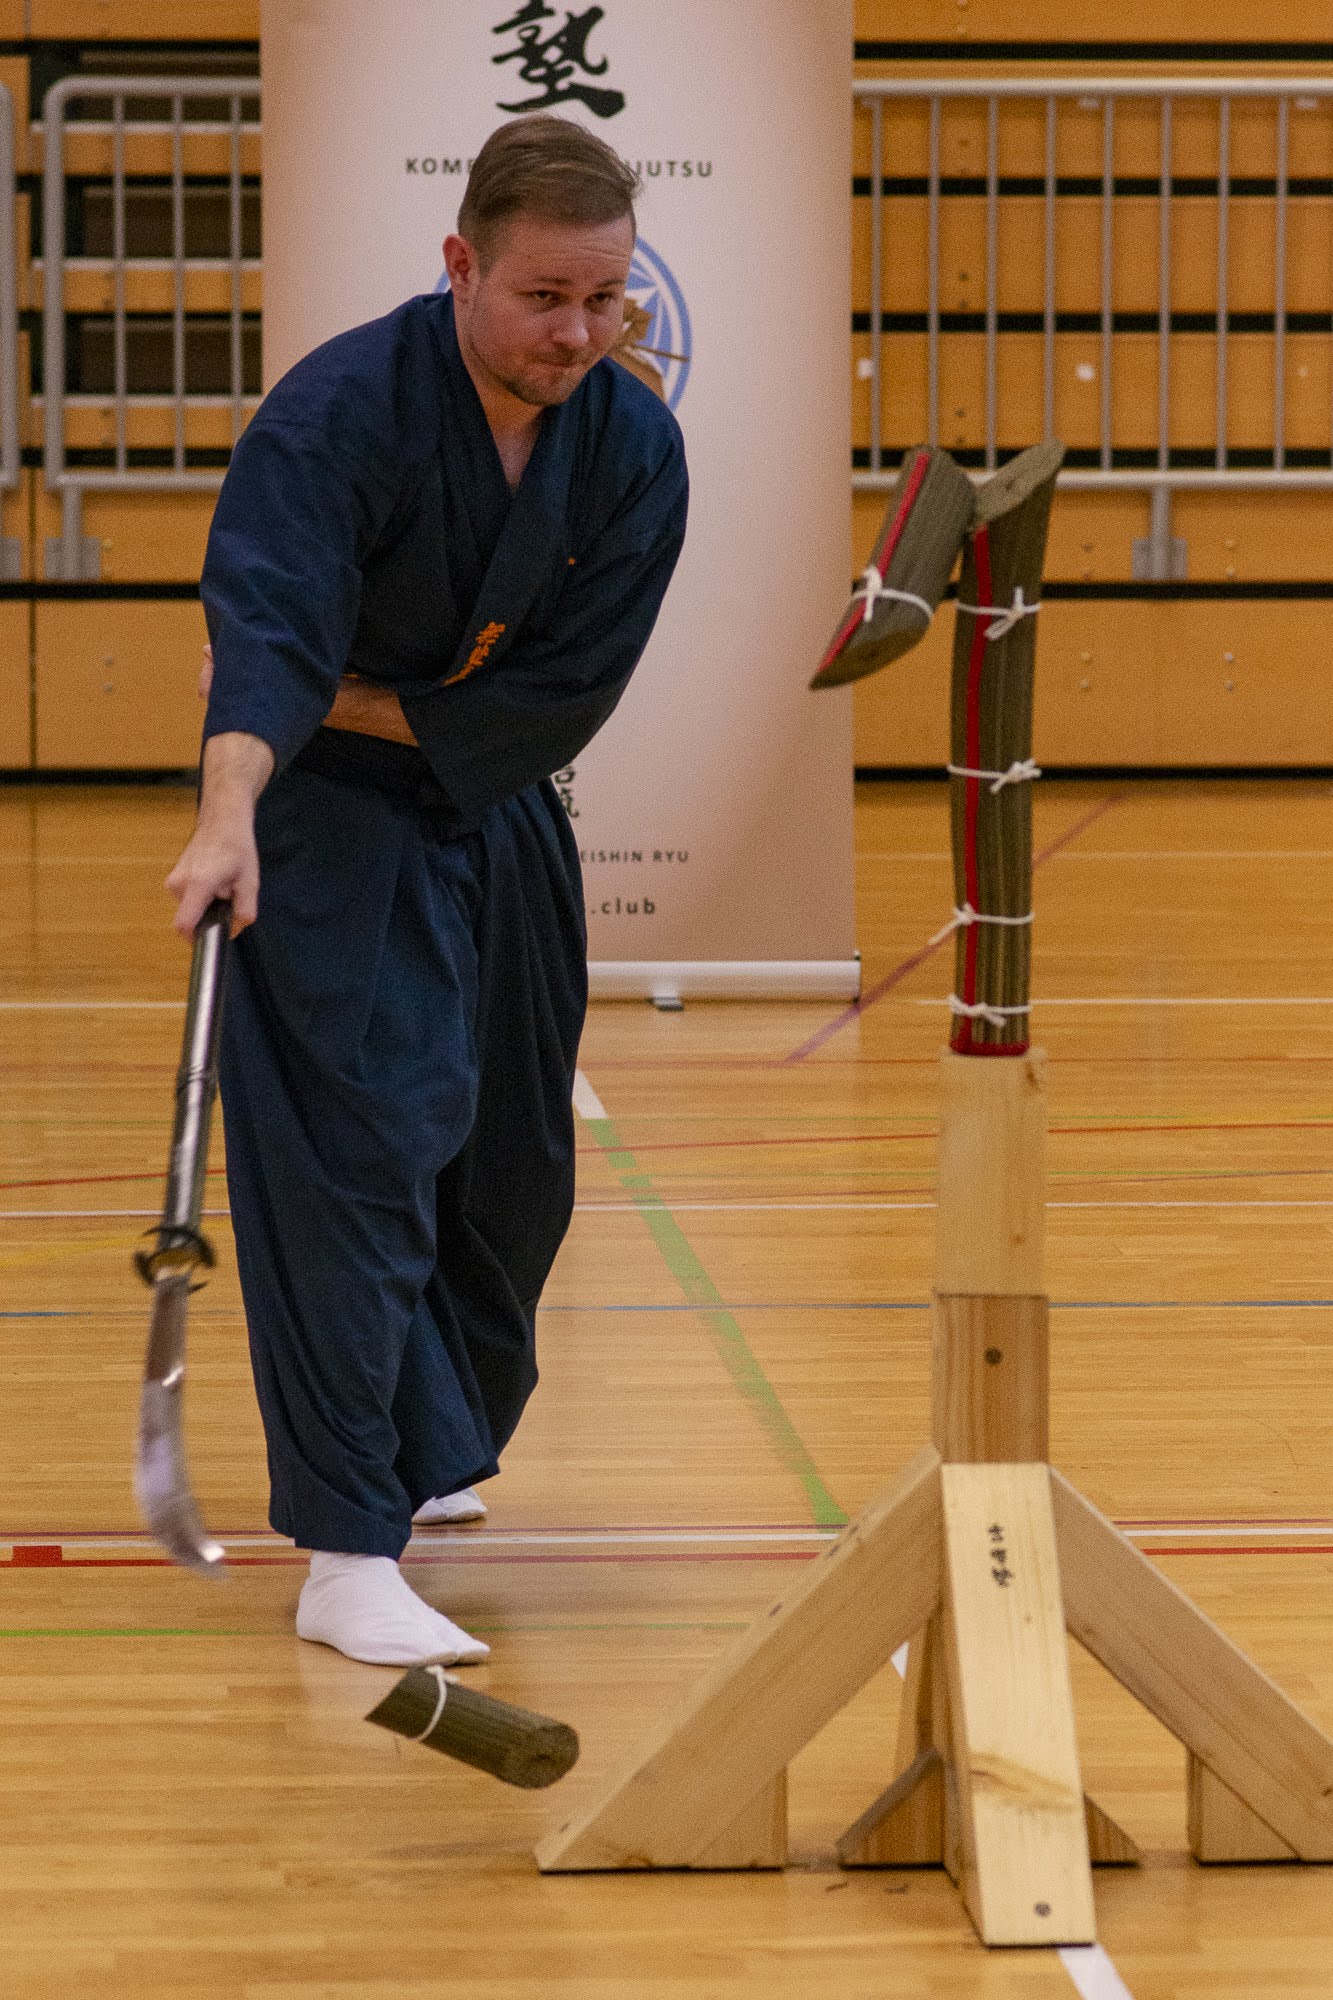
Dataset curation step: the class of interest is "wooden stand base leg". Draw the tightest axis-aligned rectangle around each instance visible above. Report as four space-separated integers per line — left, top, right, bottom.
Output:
1053 1471 1333 1861
1084 1795 1140 1867
837 1618 959 1873
1187 1755 1298 1863
537 1448 943 1872
942 1464 1096 1946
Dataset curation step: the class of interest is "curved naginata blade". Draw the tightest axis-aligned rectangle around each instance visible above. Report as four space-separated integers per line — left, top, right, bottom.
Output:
134 1272 225 1576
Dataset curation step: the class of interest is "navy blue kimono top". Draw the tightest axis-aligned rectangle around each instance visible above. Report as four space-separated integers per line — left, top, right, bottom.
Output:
201 291 688 818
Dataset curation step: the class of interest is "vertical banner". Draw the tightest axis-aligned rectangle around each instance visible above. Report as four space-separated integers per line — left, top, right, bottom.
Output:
261 0 858 999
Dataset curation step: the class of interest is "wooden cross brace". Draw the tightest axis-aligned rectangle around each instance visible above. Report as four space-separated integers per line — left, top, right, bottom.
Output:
536 1054 1333 1947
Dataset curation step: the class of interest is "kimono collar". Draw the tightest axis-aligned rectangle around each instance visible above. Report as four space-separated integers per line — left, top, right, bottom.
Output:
427 293 585 692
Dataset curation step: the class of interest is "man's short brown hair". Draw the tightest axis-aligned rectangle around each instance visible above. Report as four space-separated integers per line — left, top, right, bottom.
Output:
458 115 639 263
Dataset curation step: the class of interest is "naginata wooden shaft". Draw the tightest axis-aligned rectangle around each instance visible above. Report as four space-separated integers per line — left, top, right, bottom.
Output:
367 1666 580 1789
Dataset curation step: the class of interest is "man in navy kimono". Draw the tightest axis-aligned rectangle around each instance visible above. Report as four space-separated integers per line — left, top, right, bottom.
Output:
167 116 688 1666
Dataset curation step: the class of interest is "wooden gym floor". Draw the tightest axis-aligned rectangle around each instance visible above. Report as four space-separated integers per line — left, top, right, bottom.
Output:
1 774 1331 1998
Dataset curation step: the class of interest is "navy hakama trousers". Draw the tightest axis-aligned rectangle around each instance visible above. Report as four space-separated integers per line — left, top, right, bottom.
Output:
218 738 586 1558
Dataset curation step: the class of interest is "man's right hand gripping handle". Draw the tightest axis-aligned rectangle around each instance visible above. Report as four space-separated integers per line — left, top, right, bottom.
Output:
166 731 275 939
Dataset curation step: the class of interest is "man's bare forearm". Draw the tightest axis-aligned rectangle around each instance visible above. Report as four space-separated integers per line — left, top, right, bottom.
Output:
200 730 276 814
166 731 275 937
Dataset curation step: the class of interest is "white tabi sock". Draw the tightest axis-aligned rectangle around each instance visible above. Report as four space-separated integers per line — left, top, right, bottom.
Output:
412 1486 488 1525
296 1552 490 1667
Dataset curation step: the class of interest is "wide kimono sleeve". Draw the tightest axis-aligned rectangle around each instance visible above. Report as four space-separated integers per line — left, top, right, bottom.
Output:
399 427 688 817
200 406 404 771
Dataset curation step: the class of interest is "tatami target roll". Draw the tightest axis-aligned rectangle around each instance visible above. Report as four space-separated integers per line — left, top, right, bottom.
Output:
810 446 974 689
942 440 1065 1056
367 1665 580 1789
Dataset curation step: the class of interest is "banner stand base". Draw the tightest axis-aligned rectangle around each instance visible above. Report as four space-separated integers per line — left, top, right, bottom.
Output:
587 959 861 1004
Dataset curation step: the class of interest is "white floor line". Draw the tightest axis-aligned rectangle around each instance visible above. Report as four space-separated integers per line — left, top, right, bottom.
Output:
1 1526 840 1553
572 1069 609 1122
2 1523 1318 1555
572 1198 1333 1213
570 1200 936 1214
1051 849 1333 863
1059 1945 1136 1999
0 1209 228 1220
914 995 1333 1008
1120 1528 1328 1544
11 1197 1333 1221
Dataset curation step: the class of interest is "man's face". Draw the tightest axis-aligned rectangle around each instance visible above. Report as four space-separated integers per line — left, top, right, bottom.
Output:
444 210 635 410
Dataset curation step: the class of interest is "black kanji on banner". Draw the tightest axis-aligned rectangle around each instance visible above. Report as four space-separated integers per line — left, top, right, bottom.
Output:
492 2 626 120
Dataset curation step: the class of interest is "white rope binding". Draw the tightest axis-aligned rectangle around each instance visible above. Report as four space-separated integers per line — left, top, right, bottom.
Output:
929 903 1035 947
944 1000 1024 1032
852 562 934 627
955 585 1041 640
411 1664 452 1742
946 757 1042 795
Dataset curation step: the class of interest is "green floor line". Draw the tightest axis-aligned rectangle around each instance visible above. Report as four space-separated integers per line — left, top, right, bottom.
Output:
581 1114 847 1529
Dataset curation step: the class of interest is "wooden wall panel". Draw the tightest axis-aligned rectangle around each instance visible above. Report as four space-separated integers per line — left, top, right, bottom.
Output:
854 197 1333 318
852 599 1333 768
853 331 1331 457
856 90 1333 184
28 2 258 36
34 488 217 583
32 266 262 314
856 0 1333 44
855 486 1333 584
35 599 205 769
0 56 30 173
6 469 35 584
0 600 30 767
30 130 262 179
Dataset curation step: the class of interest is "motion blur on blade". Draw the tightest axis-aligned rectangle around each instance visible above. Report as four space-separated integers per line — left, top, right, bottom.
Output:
132 897 232 1575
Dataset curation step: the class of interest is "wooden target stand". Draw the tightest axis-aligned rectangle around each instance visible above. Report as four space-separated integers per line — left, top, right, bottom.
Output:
538 1048 1333 1946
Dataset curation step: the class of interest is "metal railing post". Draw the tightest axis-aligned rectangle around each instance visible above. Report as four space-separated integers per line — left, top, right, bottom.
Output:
0 83 21 579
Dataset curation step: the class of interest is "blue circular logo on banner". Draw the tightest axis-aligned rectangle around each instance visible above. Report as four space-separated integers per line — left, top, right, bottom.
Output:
626 236 692 413
433 233 691 411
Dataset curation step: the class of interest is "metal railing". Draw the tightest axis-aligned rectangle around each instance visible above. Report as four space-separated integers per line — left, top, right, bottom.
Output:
854 78 1333 577
41 75 261 580
0 84 21 579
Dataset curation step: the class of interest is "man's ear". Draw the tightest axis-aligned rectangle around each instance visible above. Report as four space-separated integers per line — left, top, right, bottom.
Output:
443 233 478 298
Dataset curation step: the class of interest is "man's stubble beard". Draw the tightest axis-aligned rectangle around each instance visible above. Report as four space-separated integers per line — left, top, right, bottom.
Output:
494 355 598 409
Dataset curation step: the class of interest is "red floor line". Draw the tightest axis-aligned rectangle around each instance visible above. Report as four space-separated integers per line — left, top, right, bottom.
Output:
0 1168 224 1194
575 1115 1333 1159
1031 791 1128 868
785 791 1127 1064
7 1514 1329 1540
6 1545 1329 1571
